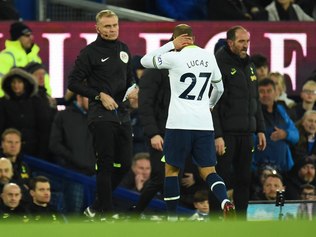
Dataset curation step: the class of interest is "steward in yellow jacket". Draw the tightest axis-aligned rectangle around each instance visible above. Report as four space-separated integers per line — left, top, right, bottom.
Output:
0 21 51 97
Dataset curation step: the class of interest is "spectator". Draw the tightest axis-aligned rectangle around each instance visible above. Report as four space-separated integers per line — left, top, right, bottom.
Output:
285 156 316 200
49 94 96 214
293 110 316 163
28 175 65 222
297 184 316 220
265 0 314 21
0 183 29 222
68 9 137 220
295 80 316 121
24 62 57 161
0 128 31 188
0 68 51 159
188 189 210 221
251 54 269 81
256 173 285 201
253 78 299 174
120 152 151 192
250 164 279 200
211 25 266 218
269 72 296 110
24 62 57 111
0 21 52 97
49 94 95 175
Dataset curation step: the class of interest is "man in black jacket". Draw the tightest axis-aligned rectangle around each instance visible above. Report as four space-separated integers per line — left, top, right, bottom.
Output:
68 9 137 219
0 128 31 188
132 69 170 214
211 25 266 218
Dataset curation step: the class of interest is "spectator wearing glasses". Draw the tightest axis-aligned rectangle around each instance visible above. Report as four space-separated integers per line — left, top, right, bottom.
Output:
297 184 316 220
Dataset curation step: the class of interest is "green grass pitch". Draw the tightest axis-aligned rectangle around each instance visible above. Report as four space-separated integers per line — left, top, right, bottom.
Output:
1 219 316 237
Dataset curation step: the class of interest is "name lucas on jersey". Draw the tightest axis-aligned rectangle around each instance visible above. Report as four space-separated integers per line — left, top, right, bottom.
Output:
186 59 209 69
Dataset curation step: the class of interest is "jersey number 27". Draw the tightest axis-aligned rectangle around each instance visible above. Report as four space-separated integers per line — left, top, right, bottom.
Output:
179 72 211 100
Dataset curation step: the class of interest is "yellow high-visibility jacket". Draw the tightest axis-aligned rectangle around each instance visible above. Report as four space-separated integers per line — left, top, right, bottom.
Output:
0 39 51 97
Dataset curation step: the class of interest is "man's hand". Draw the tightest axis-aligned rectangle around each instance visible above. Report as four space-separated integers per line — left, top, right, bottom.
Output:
127 87 139 109
181 173 195 188
270 127 287 142
151 135 164 151
173 34 193 51
215 137 226 156
257 132 267 151
100 92 118 111
135 174 146 191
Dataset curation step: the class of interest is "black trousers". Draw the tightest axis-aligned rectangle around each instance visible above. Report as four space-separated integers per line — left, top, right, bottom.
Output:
134 143 165 213
210 134 254 217
89 120 132 213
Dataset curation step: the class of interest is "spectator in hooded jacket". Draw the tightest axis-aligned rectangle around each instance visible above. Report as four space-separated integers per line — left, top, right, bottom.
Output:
0 68 51 159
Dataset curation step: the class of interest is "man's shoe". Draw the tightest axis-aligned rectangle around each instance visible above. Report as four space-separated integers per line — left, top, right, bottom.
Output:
223 202 236 220
84 206 96 218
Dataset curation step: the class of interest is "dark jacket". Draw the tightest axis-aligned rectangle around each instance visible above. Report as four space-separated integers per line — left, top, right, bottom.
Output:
27 202 64 223
68 35 135 124
0 68 51 158
284 158 316 200
212 45 265 138
49 102 95 175
292 122 316 163
0 201 29 222
252 103 298 173
0 150 31 187
138 69 170 139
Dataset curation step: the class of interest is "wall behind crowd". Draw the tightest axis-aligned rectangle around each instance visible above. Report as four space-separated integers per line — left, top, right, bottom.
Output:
0 21 315 98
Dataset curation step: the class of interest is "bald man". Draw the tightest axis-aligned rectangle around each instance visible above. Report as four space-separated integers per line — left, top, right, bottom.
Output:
0 183 29 221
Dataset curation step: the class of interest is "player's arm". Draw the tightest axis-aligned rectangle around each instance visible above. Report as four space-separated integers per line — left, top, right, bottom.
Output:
140 42 175 69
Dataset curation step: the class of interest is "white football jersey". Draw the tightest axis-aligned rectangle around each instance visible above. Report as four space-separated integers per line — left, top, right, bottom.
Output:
141 42 222 130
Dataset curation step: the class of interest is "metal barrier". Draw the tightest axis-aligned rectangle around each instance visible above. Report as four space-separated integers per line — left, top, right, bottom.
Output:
23 155 193 215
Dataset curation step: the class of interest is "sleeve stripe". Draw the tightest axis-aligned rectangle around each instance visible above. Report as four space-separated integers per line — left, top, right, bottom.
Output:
212 78 222 83
153 56 159 69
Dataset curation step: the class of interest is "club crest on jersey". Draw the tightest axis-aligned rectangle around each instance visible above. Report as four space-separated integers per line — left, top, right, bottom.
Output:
231 68 237 75
120 51 129 63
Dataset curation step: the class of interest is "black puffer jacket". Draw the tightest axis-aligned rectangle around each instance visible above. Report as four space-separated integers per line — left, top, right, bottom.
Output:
138 69 170 139
212 45 265 137
0 68 50 158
